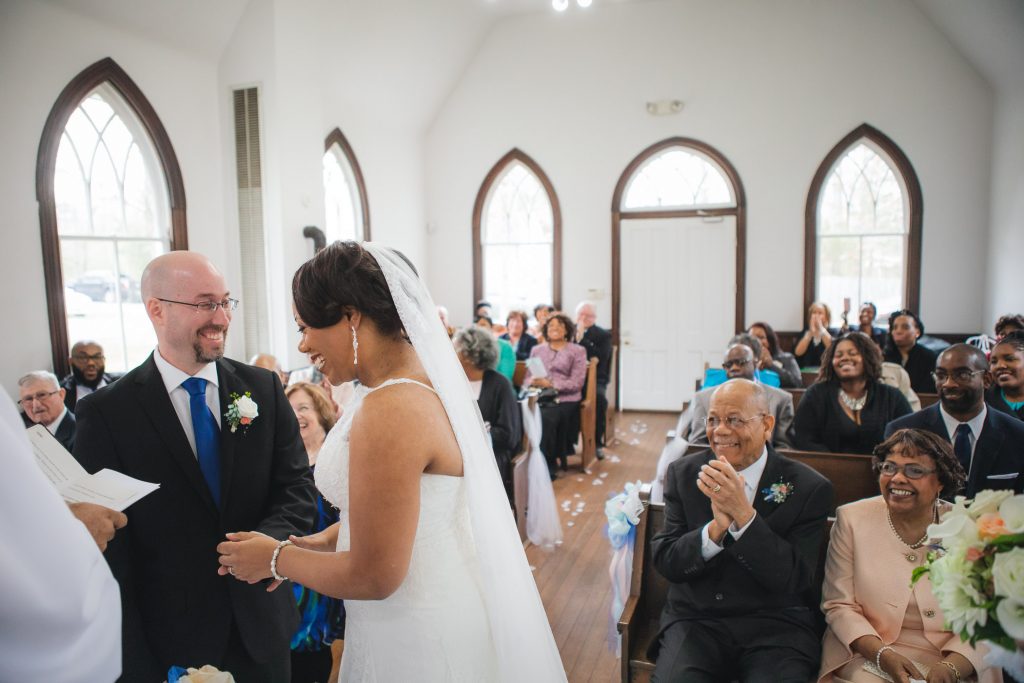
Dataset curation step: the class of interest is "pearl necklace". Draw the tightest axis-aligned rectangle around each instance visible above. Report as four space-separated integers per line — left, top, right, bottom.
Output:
886 506 936 563
839 388 867 411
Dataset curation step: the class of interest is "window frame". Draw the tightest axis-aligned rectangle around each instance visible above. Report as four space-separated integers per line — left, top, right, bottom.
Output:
471 148 562 315
36 57 187 378
804 123 922 322
611 136 747 339
323 127 371 242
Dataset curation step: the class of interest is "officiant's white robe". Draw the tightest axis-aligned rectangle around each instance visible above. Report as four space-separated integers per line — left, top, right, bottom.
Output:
0 393 121 682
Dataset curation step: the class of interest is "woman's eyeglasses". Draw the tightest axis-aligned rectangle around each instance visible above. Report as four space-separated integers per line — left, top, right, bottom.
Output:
875 461 936 479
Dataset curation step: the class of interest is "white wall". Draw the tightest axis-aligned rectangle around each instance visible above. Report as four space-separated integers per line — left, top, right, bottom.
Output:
984 92 1024 327
424 0 995 334
0 0 227 396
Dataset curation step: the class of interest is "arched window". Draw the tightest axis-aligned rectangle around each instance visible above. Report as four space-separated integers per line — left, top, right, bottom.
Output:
37 58 186 377
805 124 922 322
472 149 561 322
323 128 370 243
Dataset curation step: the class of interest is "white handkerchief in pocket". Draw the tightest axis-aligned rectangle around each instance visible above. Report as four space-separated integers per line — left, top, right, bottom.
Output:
987 472 1019 480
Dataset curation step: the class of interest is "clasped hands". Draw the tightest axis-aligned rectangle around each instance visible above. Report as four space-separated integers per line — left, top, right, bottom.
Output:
696 456 755 545
216 526 336 591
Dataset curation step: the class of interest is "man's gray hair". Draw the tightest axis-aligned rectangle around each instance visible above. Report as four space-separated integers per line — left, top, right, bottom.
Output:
575 300 595 317
454 326 499 371
728 332 762 359
18 370 60 389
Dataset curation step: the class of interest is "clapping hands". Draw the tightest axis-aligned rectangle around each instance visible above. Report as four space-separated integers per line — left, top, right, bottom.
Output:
696 456 754 541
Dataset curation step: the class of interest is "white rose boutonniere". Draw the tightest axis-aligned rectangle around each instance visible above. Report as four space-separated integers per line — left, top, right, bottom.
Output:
225 391 259 434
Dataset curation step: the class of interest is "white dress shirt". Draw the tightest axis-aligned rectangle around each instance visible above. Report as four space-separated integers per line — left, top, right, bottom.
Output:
701 445 768 560
153 348 221 458
0 393 121 682
939 403 987 472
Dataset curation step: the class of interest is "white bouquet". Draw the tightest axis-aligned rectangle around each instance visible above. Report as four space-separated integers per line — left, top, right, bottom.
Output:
915 490 1024 677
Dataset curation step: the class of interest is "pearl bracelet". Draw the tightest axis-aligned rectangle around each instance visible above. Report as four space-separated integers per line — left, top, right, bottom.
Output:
270 539 293 581
875 645 895 671
938 660 961 682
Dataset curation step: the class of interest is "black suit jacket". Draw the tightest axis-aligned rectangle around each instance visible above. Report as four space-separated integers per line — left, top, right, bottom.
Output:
62 371 122 412
74 355 317 681
885 404 1024 496
53 409 76 451
650 447 833 654
578 324 612 386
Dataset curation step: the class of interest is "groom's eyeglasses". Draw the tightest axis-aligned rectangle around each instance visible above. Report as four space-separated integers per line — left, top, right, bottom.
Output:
156 297 239 314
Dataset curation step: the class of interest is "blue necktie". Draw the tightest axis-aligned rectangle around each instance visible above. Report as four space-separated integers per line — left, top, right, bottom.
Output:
182 377 221 506
954 423 972 477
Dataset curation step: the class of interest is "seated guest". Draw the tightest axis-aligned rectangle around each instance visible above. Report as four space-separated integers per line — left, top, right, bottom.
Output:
794 300 834 368
749 321 802 388
682 341 794 449
249 352 288 385
651 379 833 683
818 429 997 683
500 309 537 361
989 330 1024 421
475 315 516 382
19 370 76 450
883 309 938 395
840 301 886 349
455 327 522 505
523 313 587 477
995 314 1024 343
283 382 345 683
529 303 554 342
61 340 120 412
575 301 612 455
793 332 912 454
886 344 1024 496
474 300 492 319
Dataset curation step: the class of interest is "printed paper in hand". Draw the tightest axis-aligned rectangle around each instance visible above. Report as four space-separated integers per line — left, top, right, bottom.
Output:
526 356 548 379
27 425 159 511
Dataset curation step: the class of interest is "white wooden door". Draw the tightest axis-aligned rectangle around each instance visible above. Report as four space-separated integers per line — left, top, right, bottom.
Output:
620 216 736 411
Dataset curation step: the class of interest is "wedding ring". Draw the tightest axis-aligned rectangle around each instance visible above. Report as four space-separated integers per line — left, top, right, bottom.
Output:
712 484 722 493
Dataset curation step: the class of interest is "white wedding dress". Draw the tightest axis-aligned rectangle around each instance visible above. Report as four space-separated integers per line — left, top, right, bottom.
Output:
315 379 500 681
308 242 565 683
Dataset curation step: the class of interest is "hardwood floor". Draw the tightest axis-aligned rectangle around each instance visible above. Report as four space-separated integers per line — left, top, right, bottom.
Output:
526 410 676 683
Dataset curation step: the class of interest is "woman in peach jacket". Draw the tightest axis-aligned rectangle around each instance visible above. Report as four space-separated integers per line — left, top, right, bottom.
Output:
818 429 1000 683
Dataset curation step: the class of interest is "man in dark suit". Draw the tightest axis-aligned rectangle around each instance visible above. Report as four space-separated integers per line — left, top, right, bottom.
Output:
74 251 316 682
61 340 122 413
885 343 1024 496
651 379 833 682
18 370 76 450
575 301 612 455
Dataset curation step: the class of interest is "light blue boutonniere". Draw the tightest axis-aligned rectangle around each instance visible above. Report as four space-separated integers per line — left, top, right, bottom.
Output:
762 478 794 504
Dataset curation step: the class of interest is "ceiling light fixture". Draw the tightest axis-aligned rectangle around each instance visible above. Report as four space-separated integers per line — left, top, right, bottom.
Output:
552 0 591 11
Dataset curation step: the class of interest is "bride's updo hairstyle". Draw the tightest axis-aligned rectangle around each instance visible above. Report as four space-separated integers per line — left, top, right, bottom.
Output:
292 240 407 338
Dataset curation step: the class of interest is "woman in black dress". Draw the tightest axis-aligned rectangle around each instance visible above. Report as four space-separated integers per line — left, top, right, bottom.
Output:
793 331 912 454
882 309 937 396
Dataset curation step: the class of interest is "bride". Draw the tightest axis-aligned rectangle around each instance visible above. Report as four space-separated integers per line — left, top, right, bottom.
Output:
217 241 566 682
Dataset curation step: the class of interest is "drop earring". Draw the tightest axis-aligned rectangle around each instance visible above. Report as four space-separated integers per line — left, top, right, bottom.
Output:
351 326 359 366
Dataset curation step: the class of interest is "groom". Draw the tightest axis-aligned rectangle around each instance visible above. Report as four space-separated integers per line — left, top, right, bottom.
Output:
74 251 316 682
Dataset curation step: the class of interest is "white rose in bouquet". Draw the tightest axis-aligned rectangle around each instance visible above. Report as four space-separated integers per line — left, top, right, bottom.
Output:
995 597 1024 641
993 547 1024 602
1000 495 1024 534
969 489 1015 519
929 500 982 554
235 395 259 419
